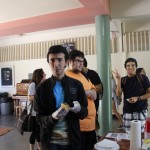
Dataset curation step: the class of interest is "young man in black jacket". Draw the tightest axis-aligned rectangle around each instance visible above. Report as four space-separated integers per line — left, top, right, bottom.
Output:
34 45 88 150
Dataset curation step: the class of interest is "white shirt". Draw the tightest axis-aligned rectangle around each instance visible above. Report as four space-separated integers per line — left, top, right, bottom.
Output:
27 82 36 116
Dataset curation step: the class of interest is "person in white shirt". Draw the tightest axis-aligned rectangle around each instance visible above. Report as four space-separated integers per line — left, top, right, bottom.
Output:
28 68 46 150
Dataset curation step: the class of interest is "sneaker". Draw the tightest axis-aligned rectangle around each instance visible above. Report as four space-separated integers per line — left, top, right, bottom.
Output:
117 125 123 129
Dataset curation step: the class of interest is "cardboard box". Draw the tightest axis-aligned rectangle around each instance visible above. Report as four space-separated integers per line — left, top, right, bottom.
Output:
16 83 29 96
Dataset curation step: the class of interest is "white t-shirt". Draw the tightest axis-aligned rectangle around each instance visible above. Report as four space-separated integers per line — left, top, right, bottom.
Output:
27 82 36 116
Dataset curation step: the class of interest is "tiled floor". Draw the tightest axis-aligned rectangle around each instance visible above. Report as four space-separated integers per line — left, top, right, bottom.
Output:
0 115 32 150
0 114 120 150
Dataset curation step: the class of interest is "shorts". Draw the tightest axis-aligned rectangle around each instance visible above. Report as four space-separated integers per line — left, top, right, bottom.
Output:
123 110 147 133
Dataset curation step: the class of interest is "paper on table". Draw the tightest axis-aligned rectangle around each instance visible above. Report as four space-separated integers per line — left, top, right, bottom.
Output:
94 139 119 150
106 133 130 140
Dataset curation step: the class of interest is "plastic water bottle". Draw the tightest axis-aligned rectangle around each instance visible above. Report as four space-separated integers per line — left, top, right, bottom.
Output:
144 117 150 139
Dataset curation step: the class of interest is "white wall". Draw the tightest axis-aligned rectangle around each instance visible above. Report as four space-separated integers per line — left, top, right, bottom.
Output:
1 52 150 113
0 24 96 46
0 58 51 96
0 24 96 96
1 23 150 115
1 47 150 115
112 51 150 79
129 51 150 77
0 55 97 96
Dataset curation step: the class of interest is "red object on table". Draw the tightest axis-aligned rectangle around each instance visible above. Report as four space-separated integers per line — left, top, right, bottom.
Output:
145 117 150 132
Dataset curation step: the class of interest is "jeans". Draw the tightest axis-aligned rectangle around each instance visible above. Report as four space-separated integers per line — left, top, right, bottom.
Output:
49 143 71 150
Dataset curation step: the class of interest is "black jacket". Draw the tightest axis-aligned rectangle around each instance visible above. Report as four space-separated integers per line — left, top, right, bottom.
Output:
34 75 88 150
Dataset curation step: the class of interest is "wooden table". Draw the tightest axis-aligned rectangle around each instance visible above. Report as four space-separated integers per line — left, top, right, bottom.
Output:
12 95 28 117
94 130 144 150
94 134 129 150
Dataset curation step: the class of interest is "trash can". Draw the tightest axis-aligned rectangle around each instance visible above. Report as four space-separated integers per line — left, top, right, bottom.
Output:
0 92 8 98
0 92 9 115
0 97 13 115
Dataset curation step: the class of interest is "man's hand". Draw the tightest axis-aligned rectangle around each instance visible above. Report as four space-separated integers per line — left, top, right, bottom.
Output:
52 107 69 120
112 69 121 81
86 89 97 100
127 97 139 103
70 101 81 113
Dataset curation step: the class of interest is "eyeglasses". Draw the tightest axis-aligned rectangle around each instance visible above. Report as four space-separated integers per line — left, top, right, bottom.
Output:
74 58 84 63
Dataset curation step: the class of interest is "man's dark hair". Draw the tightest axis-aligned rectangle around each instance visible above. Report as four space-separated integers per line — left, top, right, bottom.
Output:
68 49 84 60
47 45 68 63
83 58 87 67
124 57 138 68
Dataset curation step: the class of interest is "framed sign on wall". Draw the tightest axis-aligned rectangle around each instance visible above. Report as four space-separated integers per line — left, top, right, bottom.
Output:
0 66 14 87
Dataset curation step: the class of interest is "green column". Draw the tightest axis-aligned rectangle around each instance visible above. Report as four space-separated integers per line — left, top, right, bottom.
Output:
95 15 112 136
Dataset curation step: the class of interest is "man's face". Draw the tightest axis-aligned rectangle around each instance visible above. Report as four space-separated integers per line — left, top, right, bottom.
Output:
125 61 137 76
69 57 84 73
48 53 67 79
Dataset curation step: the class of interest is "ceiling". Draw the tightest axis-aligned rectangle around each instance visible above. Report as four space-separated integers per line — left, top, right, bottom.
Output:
0 0 110 37
1 0 150 38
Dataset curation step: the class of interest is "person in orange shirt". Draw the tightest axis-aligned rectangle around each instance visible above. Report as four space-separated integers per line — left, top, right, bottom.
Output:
65 50 97 150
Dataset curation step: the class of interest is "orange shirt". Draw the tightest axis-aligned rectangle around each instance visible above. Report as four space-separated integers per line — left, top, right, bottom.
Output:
65 70 96 131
